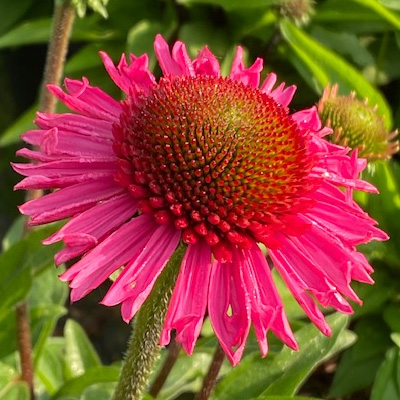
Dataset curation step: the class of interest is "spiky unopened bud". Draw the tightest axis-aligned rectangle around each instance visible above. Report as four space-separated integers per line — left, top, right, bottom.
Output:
318 84 398 160
279 0 315 26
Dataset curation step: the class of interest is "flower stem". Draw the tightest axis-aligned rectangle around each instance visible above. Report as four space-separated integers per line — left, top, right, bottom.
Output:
16 303 35 399
112 243 186 400
194 344 225 400
149 337 182 397
16 2 75 399
39 0 75 113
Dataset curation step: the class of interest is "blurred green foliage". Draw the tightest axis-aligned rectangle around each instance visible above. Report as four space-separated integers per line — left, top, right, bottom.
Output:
1 0 400 399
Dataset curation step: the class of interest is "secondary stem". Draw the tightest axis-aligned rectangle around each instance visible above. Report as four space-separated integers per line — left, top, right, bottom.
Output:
112 243 186 400
194 344 225 400
16 1 75 398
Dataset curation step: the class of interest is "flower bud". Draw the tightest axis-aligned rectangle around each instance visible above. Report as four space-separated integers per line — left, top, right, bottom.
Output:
318 84 398 160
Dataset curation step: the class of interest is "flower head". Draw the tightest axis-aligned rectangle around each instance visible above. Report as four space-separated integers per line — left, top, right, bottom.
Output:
318 84 399 160
14 35 387 365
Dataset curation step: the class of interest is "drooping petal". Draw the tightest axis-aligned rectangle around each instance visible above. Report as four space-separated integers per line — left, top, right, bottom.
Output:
47 78 121 122
102 223 180 322
241 245 297 355
208 253 251 365
19 177 123 225
61 214 158 301
13 150 116 190
44 193 137 264
270 233 354 315
161 240 212 354
36 112 113 139
22 128 114 158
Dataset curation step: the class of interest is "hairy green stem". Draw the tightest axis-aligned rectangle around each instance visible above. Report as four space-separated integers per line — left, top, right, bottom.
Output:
112 243 186 400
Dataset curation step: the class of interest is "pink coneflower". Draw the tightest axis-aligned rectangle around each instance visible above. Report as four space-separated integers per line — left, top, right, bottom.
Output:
14 35 387 365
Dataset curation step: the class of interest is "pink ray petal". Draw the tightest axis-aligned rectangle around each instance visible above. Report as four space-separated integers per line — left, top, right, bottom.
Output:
36 112 113 139
100 52 156 94
269 83 296 107
43 193 137 264
154 34 184 76
19 177 123 225
161 240 212 354
230 46 263 88
269 244 332 336
47 79 121 122
22 128 114 158
102 223 180 322
269 233 354 314
192 46 221 77
61 214 158 301
260 73 277 94
242 245 297 355
171 41 195 76
208 254 251 366
12 159 116 178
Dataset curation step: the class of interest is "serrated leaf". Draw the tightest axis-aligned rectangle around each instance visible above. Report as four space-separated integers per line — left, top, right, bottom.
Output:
280 19 392 129
64 320 101 379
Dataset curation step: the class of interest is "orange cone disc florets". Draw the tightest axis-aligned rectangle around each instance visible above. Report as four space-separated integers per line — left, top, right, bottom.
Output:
113 75 316 258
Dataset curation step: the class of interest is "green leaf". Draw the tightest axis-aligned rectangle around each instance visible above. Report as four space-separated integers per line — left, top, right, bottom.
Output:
350 0 400 30
392 333 400 348
81 383 116 400
212 313 354 400
51 366 120 399
0 222 63 316
362 161 400 268
0 103 36 147
0 304 66 360
0 0 32 36
379 0 400 10
0 382 29 400
157 352 213 400
330 317 392 397
371 347 400 400
248 397 323 400
0 18 52 49
64 320 102 379
176 0 284 11
36 337 66 395
0 362 19 391
280 20 393 129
